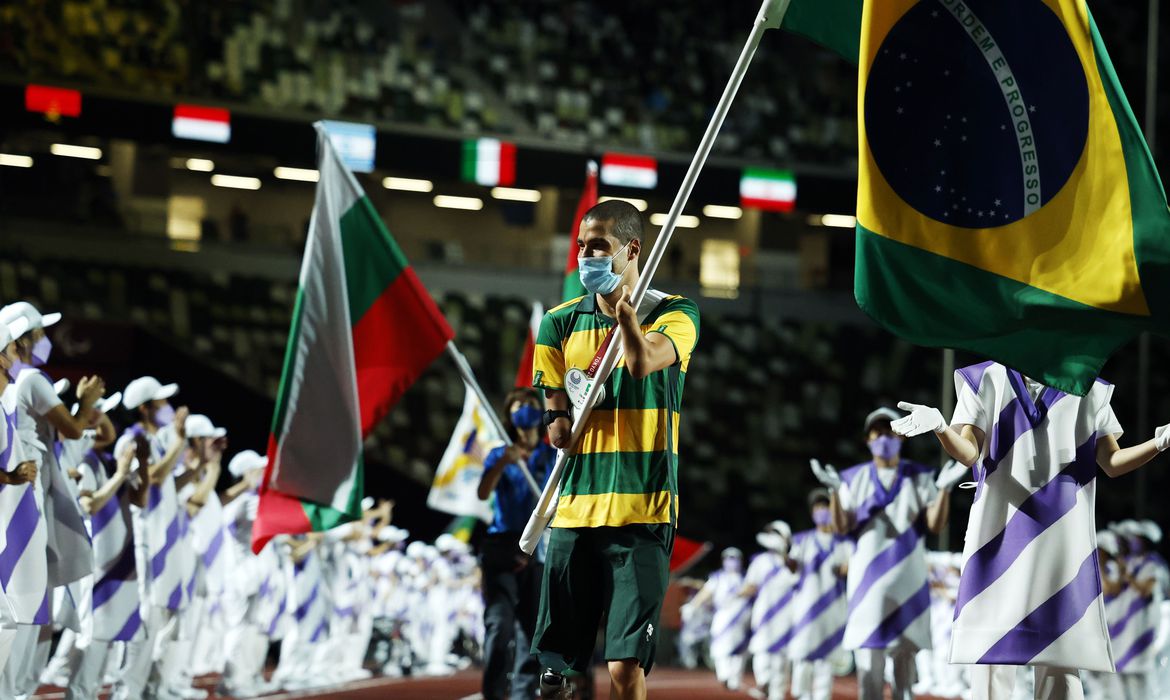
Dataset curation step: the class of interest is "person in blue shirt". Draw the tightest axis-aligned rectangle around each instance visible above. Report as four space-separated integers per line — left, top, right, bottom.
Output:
478 387 556 700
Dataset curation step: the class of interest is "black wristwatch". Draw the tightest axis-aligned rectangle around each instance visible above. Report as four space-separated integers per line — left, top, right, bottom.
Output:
543 409 571 426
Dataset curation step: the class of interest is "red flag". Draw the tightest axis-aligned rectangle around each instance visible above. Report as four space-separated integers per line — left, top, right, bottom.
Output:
561 161 598 301
514 301 544 388
669 535 712 576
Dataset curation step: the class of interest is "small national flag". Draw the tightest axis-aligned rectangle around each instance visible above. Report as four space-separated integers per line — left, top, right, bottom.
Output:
446 515 480 543
172 104 232 144
514 301 544 388
462 138 516 186
427 386 504 524
739 168 797 212
838 0 1170 395
25 85 81 119
253 124 454 552
669 535 712 576
562 161 599 301
600 152 657 189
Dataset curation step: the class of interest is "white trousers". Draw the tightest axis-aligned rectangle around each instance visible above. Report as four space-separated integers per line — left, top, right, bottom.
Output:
792 658 834 700
752 652 789 700
66 639 113 700
221 623 269 694
855 647 916 700
111 604 174 700
713 653 746 689
970 664 1084 700
0 624 52 697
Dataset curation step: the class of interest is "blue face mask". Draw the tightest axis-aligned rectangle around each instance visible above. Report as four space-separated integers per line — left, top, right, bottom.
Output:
577 242 632 295
511 405 542 430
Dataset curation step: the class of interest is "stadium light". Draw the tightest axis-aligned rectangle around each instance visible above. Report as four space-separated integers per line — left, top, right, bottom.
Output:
597 196 648 211
50 143 102 160
273 166 320 182
0 154 33 168
383 176 434 192
650 213 699 229
490 187 542 203
211 174 262 190
819 214 856 228
186 158 215 172
702 205 743 220
433 195 484 211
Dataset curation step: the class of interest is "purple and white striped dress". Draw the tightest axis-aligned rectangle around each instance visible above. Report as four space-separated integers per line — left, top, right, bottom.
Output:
745 551 798 655
0 385 50 624
78 452 142 641
949 361 1119 671
786 529 852 661
1109 553 1167 673
286 546 329 645
704 569 751 657
838 459 937 652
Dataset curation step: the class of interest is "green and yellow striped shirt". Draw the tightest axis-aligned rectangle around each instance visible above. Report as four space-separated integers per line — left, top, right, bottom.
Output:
533 291 699 528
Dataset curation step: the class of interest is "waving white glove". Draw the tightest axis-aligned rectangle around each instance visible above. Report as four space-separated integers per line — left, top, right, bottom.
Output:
1156 424 1170 452
809 458 842 490
935 460 969 492
891 401 946 437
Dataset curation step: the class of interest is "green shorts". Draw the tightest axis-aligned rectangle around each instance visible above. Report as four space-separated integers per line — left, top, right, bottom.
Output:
531 523 674 676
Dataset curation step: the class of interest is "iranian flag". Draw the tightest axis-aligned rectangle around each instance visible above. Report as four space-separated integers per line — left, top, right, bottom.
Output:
513 301 544 388
740 168 797 212
561 161 598 301
462 137 516 186
252 124 454 552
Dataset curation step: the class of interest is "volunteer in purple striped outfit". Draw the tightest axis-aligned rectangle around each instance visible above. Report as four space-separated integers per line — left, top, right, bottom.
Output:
809 407 956 700
1 302 101 697
741 520 798 700
67 413 149 700
692 547 751 691
1108 519 1167 699
787 488 853 700
273 533 329 691
0 314 40 675
892 361 1170 700
111 376 190 700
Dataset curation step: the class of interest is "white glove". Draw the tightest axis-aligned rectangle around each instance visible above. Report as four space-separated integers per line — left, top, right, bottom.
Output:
935 460 969 492
891 401 946 437
810 458 841 490
1156 424 1170 452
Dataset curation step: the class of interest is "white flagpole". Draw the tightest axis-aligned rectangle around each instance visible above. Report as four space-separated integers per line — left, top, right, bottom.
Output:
445 341 541 497
520 0 792 554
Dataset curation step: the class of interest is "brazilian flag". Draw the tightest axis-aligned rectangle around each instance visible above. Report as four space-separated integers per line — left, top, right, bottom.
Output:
784 0 1170 395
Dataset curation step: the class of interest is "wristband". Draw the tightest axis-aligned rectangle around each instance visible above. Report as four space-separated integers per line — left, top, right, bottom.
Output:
543 409 570 427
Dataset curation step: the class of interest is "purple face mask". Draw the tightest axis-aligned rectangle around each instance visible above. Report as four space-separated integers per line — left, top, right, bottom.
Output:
153 403 176 428
812 508 832 527
31 336 52 366
868 434 902 461
722 558 741 574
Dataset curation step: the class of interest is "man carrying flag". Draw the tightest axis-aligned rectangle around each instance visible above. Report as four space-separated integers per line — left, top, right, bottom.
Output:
531 200 699 700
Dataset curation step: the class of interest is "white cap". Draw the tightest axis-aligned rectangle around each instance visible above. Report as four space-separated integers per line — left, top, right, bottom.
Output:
0 316 29 350
228 449 267 478
864 407 902 432
1141 520 1163 544
361 496 376 511
721 547 743 559
756 531 789 553
54 378 71 396
185 414 226 439
435 533 461 553
0 301 61 335
1116 519 1143 537
71 391 123 416
1097 530 1120 556
405 541 427 558
122 376 179 410
764 519 792 542
377 526 409 543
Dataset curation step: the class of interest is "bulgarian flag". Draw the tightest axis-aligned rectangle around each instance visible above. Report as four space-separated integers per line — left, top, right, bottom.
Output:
561 161 599 301
513 301 544 388
253 124 454 552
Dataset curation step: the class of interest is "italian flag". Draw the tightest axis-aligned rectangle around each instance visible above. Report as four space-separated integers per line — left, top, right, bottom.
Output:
172 104 232 144
252 124 454 552
513 301 544 388
740 168 797 212
462 137 516 186
561 161 598 301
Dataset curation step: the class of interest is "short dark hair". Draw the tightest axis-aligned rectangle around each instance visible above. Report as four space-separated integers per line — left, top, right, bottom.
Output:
582 200 643 245
501 387 541 442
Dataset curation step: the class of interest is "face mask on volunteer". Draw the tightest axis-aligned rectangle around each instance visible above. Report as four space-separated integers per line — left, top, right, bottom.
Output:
31 336 52 366
577 241 632 295
511 405 542 430
722 557 741 574
153 403 176 427
812 508 832 527
868 434 902 461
